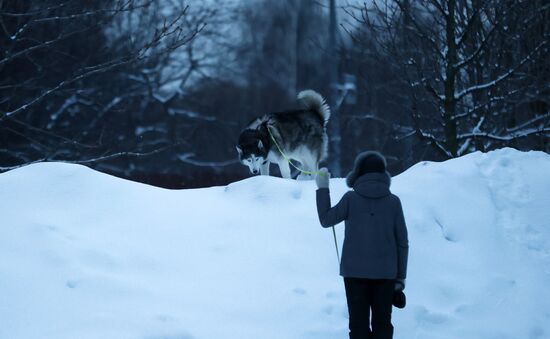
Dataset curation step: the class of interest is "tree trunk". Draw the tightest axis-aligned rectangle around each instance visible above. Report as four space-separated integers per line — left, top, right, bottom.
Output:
328 0 341 176
444 0 458 157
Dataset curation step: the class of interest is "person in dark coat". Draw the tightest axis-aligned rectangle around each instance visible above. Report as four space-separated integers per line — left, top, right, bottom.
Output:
315 151 409 339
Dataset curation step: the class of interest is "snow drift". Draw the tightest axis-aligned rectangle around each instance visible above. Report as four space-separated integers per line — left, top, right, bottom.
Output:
1 148 549 339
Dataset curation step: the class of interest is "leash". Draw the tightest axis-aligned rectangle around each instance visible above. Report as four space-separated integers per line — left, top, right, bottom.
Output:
331 227 341 264
266 126 339 264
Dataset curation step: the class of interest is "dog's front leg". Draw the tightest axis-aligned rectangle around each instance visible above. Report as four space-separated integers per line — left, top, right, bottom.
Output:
277 160 291 179
260 161 270 176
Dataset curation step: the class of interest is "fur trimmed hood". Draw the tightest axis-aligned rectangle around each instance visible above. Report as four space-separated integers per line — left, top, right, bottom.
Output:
351 172 391 198
346 151 388 188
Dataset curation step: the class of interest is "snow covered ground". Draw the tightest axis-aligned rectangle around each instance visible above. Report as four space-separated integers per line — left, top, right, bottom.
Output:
1 148 549 339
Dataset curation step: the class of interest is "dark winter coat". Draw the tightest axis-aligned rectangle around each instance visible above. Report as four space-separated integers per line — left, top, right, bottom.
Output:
316 172 409 279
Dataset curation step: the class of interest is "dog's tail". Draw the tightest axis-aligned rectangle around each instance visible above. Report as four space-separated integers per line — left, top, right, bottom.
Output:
297 90 331 123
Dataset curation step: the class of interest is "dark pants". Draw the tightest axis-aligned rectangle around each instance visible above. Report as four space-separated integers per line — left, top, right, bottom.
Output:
344 278 394 339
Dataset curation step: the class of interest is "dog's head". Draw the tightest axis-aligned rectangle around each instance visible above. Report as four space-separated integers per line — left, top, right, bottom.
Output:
237 129 269 175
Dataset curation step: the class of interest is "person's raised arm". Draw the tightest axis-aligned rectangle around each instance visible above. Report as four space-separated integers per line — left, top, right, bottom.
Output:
315 168 349 228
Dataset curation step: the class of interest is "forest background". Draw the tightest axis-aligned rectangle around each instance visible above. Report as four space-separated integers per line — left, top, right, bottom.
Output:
1 0 548 188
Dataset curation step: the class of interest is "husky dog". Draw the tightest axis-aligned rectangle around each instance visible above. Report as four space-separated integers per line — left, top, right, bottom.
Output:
236 90 330 179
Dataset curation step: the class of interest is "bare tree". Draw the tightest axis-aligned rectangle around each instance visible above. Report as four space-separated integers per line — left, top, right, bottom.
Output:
346 0 549 158
0 0 204 171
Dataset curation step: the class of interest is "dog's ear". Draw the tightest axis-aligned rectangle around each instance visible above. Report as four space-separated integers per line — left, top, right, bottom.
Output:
236 146 242 155
257 140 264 150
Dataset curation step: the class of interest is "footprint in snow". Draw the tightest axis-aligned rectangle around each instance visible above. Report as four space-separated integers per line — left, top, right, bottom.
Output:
293 287 307 295
29 223 59 234
414 305 449 325
66 279 79 289
143 333 193 339
79 249 118 271
322 304 334 315
290 188 302 199
325 290 342 299
155 314 176 322
529 327 545 339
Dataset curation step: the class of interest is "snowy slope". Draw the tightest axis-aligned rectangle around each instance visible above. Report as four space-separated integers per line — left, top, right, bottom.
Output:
1 148 549 339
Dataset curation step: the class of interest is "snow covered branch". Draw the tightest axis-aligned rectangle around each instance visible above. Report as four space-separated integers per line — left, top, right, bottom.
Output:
0 144 177 171
0 1 203 122
177 153 238 167
417 129 453 158
458 128 550 142
455 40 548 101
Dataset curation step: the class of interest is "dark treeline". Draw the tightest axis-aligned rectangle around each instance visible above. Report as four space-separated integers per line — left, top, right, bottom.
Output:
1 0 548 188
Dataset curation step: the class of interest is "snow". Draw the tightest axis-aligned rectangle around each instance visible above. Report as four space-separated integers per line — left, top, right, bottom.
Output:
1 148 550 339
135 126 167 136
167 108 217 121
47 95 78 129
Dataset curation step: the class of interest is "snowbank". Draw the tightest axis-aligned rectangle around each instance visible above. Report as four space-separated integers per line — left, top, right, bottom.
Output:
1 148 549 339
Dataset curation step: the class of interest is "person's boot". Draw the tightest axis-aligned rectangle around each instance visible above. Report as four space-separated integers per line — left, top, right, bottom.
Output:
371 321 393 339
349 329 372 339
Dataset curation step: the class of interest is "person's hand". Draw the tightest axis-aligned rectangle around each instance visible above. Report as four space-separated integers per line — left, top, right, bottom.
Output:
315 167 330 189
395 279 406 291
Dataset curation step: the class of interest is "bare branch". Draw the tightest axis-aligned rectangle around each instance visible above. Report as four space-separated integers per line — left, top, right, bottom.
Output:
416 129 453 158
456 1 487 47
455 39 548 101
506 113 550 133
178 153 238 167
0 158 47 172
453 22 497 70
427 0 448 19
458 128 550 142
0 14 204 121
8 117 99 149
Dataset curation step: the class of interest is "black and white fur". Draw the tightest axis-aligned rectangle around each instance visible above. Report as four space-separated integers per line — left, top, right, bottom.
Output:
236 90 330 179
